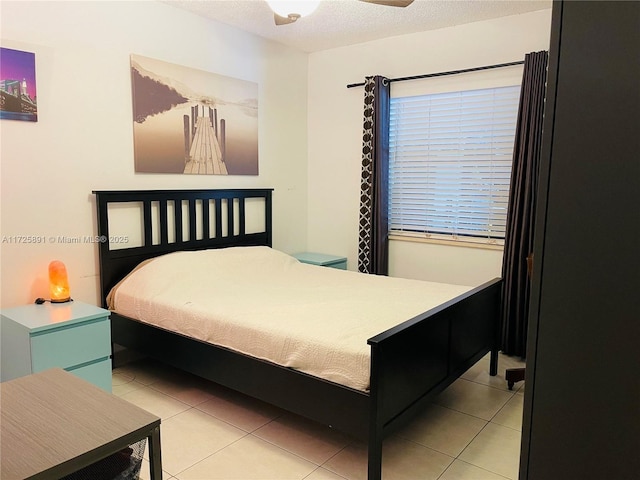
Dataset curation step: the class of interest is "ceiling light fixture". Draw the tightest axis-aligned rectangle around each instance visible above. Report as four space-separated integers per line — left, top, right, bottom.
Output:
266 0 321 25
267 0 414 26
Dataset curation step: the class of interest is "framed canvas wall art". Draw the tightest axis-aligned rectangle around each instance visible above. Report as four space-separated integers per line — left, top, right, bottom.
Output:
131 54 258 175
0 47 38 122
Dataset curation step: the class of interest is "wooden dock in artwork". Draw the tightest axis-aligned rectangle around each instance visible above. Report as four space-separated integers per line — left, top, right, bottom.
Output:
183 105 227 175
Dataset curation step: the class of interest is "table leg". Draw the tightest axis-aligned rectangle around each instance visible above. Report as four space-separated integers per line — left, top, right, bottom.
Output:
148 426 163 480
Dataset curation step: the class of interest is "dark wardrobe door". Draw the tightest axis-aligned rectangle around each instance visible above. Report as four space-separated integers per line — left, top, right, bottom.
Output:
520 2 640 480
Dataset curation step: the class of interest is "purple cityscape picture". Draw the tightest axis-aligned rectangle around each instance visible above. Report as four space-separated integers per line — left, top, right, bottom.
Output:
0 47 38 122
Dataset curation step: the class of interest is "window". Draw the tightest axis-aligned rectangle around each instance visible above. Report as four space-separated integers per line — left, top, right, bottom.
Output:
389 85 520 245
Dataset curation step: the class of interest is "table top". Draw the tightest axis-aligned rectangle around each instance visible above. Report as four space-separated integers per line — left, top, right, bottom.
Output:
0 368 160 479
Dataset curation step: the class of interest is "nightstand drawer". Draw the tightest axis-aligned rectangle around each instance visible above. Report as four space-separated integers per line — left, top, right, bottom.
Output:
325 259 347 269
31 318 111 372
68 358 113 392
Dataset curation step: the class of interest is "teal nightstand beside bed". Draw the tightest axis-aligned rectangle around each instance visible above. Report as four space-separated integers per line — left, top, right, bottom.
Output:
292 251 347 269
0 301 112 391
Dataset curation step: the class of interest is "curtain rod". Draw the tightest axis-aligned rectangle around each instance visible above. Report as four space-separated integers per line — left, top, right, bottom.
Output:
346 60 525 89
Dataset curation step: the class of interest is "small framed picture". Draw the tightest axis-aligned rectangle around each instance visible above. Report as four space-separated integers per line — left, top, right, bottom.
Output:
0 47 38 122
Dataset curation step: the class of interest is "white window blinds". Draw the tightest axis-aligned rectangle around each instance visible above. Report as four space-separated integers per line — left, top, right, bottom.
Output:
389 85 520 244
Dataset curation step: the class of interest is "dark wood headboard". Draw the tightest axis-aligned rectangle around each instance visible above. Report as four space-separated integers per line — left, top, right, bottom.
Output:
93 189 273 308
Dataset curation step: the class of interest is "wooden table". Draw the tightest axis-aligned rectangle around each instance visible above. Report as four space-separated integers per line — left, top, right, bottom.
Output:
0 368 162 479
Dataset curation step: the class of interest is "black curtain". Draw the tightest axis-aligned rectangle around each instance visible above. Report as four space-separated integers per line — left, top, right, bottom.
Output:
501 51 549 357
357 75 390 275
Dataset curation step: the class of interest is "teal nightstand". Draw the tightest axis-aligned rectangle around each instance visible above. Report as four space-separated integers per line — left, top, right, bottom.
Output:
0 301 112 391
293 252 347 270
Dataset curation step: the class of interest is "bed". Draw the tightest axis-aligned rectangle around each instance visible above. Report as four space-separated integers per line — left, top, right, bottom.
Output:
93 188 500 480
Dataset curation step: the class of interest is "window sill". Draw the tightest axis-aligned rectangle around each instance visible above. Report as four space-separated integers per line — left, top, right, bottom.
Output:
389 233 504 251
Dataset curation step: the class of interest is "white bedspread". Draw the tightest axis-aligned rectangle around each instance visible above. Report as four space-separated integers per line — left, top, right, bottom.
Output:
110 246 472 391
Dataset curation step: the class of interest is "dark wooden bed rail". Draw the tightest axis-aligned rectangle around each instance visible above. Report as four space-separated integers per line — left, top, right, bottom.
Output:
93 188 500 480
367 278 501 474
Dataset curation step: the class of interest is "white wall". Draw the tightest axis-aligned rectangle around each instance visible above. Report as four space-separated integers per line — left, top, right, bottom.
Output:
307 9 552 286
0 1 309 307
0 5 554 308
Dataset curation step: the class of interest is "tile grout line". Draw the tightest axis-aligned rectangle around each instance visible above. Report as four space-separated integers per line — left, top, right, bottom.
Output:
167 432 249 479
317 440 358 478
191 401 286 435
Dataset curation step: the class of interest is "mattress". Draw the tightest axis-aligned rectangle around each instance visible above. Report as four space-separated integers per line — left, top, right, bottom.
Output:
109 246 472 391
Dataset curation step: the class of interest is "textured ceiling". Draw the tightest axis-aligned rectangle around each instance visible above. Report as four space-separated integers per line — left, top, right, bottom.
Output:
164 0 552 52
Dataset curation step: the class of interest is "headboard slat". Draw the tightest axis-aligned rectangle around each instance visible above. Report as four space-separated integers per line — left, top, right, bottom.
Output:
239 198 246 237
227 197 235 237
175 199 183 244
159 200 168 245
143 200 152 247
188 199 197 242
202 198 210 240
215 199 222 238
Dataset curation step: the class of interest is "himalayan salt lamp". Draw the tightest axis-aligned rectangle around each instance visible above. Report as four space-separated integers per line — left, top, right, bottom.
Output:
49 260 71 303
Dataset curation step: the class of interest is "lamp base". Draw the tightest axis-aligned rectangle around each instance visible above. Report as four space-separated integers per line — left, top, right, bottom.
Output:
50 297 72 303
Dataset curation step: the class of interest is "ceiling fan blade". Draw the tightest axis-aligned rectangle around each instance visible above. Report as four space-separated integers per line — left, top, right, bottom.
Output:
359 0 414 7
274 13 300 26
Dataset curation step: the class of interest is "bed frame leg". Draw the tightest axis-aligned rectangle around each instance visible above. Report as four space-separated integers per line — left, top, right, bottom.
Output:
489 347 499 376
368 436 383 480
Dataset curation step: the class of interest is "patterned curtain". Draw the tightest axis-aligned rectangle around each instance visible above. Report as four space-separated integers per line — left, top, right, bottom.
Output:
501 51 549 357
358 75 390 275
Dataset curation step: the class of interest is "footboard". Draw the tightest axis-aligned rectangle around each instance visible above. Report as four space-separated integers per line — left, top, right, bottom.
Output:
366 277 501 479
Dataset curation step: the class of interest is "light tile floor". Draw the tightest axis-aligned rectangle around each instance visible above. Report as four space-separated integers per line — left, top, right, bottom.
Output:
113 353 525 480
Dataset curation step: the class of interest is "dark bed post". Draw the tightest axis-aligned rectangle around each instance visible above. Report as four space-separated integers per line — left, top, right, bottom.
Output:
265 190 273 247
489 346 499 376
367 429 383 480
489 279 503 376
368 342 384 480
94 192 110 309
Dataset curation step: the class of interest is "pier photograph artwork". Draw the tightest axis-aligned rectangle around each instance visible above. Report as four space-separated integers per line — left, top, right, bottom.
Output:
0 47 38 122
130 54 258 175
